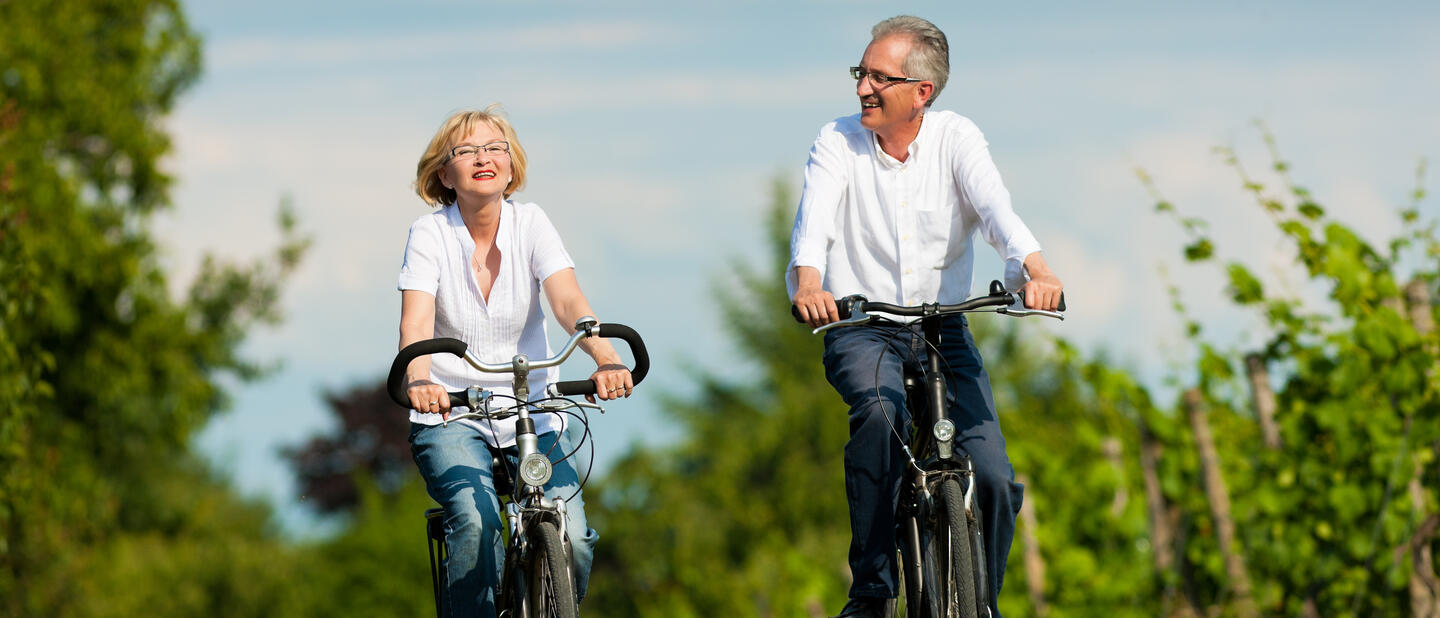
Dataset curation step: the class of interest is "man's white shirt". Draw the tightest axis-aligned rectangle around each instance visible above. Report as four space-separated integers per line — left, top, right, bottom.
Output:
787 110 1041 305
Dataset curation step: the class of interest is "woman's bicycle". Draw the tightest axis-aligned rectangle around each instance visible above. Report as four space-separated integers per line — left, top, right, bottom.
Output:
796 281 1063 618
386 317 649 618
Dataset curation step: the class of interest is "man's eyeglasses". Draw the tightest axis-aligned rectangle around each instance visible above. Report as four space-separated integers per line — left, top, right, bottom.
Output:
850 66 924 86
449 141 510 160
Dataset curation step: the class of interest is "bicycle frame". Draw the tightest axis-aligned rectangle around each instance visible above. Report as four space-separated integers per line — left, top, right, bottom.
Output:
389 317 649 618
895 312 986 617
801 281 1063 618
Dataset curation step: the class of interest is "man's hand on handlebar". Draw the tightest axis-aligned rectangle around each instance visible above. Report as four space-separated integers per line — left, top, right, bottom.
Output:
1021 252 1065 311
589 363 634 403
792 266 840 328
407 378 451 419
1021 271 1064 311
793 286 840 329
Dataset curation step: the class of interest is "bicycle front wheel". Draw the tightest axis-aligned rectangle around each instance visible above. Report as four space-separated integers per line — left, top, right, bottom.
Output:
525 520 577 618
921 477 979 618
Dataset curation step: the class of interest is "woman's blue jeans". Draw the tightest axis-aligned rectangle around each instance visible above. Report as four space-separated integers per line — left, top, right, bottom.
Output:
822 315 1022 617
410 423 598 618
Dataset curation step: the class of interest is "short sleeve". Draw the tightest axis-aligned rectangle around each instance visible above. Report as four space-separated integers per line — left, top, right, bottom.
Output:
524 206 575 283
398 215 443 294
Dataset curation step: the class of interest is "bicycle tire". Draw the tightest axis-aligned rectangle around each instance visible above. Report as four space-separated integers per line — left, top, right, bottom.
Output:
526 520 577 618
898 516 924 618
922 477 978 618
967 499 989 617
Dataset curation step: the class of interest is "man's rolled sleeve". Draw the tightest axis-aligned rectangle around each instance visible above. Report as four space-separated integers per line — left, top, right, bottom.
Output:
956 138 1041 264
786 128 847 298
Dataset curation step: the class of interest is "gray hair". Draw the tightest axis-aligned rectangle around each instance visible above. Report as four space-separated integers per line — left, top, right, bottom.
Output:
871 15 949 106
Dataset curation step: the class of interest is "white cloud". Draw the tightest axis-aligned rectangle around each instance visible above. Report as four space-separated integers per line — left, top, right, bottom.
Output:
208 19 678 70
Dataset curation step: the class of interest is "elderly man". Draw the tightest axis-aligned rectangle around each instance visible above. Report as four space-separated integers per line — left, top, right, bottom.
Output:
788 15 1064 618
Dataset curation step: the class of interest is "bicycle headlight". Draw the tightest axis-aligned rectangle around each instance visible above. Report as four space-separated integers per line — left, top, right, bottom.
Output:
934 419 957 460
518 453 553 486
933 419 956 443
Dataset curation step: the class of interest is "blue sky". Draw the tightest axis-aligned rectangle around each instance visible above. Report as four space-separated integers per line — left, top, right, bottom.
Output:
155 1 1440 534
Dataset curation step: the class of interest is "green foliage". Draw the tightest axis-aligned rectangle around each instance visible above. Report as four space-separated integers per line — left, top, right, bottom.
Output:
1226 264 1264 305
1 0 308 614
1184 239 1214 262
285 480 440 617
65 463 306 617
984 330 1167 616
1140 128 1439 615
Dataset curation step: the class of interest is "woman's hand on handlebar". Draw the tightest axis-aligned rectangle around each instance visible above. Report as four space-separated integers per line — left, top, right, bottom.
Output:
589 363 634 403
407 379 451 419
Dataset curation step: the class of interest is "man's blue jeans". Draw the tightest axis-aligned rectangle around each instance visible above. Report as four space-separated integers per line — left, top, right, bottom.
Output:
410 423 598 618
822 315 1022 616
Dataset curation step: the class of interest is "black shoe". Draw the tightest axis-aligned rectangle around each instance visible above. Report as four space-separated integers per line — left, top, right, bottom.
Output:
831 596 895 618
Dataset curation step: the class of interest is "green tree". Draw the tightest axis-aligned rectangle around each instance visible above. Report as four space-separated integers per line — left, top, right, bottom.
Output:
285 480 438 617
1138 129 1439 615
984 332 1168 617
1 0 308 614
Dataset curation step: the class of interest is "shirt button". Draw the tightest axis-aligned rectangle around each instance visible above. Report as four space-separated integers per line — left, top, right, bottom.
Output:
902 235 910 241
901 201 908 208
905 268 912 275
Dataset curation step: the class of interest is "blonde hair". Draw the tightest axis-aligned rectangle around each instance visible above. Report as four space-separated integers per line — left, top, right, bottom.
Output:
414 104 529 206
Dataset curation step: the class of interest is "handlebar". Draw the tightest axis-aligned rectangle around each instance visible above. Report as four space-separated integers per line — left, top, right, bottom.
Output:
791 280 1066 333
548 323 649 397
386 321 650 410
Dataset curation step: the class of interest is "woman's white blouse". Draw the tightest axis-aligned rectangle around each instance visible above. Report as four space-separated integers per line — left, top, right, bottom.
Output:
398 201 575 446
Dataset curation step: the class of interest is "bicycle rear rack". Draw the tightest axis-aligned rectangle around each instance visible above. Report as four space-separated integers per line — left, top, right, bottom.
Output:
425 508 449 618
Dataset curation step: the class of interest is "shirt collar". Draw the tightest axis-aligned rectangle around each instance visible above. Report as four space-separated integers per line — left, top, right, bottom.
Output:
870 112 928 169
444 200 510 252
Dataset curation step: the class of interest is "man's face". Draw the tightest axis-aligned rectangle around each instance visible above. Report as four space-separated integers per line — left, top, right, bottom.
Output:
856 35 928 134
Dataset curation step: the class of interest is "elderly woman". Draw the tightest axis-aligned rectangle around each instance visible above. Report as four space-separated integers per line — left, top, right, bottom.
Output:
398 105 631 618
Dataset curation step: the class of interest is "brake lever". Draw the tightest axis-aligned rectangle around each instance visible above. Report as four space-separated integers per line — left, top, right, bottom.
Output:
536 398 606 414
1000 296 1065 321
812 309 875 334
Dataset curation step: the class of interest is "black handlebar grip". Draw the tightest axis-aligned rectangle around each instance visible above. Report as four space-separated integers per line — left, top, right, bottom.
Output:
550 379 597 396
551 323 651 397
387 338 469 408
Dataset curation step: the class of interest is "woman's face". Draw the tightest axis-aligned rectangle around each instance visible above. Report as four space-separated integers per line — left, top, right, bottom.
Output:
440 121 512 203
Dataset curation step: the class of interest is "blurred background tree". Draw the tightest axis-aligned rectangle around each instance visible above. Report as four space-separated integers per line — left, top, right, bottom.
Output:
1 0 309 614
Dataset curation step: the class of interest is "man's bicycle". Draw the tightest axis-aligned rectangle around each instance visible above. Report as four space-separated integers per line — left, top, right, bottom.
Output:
796 281 1063 618
386 317 649 618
